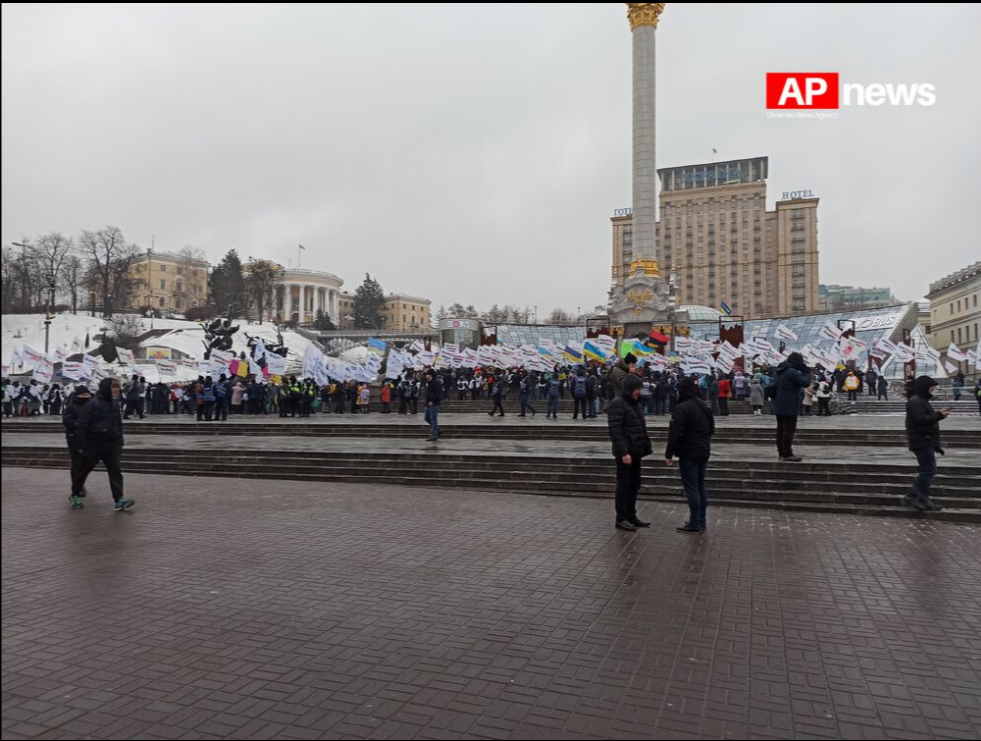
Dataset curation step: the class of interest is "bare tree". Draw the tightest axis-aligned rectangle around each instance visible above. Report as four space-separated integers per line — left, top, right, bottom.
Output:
1 246 17 314
245 259 284 323
78 226 140 317
547 308 574 324
31 232 75 313
62 255 84 314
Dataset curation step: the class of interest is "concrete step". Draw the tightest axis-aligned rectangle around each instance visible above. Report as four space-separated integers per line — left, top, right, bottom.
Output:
6 457 977 522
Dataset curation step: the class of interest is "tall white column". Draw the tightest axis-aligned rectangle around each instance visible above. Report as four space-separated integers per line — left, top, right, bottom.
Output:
298 284 306 323
628 2 663 265
315 287 322 317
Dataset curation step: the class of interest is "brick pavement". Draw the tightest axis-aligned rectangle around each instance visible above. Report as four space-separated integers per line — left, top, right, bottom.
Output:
2 468 980 740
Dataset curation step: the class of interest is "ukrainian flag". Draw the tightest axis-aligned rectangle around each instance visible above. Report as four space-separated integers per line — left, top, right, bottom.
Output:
583 341 605 362
563 344 583 364
620 339 651 358
367 337 387 355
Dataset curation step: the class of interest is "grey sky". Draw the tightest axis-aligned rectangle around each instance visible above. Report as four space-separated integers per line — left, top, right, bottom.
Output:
3 3 979 314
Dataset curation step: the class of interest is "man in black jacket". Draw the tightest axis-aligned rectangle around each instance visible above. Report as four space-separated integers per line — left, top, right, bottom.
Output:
607 374 652 531
903 375 950 512
62 385 91 508
72 377 134 511
425 369 443 442
665 378 715 532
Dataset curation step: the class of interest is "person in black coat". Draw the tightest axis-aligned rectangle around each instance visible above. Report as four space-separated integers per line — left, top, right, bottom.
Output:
903 376 950 512
62 385 91 508
72 377 133 511
772 352 812 462
607 374 653 531
424 370 443 442
665 378 715 532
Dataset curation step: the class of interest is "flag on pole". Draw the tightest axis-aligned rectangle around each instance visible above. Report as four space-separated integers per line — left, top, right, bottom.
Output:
720 301 733 317
298 244 306 251
583 341 606 362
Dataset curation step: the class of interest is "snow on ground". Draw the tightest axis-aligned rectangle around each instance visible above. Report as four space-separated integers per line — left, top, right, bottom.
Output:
3 313 319 382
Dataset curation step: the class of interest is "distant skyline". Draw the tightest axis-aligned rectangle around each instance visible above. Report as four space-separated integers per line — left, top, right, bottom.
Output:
3 3 980 314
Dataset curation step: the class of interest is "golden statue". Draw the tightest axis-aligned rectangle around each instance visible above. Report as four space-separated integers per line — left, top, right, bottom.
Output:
626 3 666 30
628 258 661 279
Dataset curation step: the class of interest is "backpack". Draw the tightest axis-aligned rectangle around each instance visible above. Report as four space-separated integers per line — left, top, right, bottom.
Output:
573 376 587 398
215 382 227 399
203 386 216 403
549 379 560 397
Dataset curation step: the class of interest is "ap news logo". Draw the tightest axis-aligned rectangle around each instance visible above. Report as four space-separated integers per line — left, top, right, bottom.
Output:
766 73 936 118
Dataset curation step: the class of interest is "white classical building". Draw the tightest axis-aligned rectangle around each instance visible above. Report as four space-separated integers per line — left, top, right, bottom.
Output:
275 268 343 324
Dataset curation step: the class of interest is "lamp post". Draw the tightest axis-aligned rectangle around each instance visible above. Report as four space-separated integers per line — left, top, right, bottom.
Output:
44 273 56 354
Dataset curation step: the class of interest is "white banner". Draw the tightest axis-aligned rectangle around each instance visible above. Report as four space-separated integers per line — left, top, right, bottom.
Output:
818 322 844 342
946 343 967 362
157 360 177 376
775 324 799 342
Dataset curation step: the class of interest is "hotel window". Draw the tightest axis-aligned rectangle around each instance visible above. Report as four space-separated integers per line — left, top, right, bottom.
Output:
160 279 166 290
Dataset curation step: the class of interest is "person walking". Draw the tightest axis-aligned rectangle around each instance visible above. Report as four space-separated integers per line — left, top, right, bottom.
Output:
952 371 965 402
717 376 731 416
62 385 91 509
518 373 537 417
773 352 812 462
877 374 889 401
425 369 442 441
749 377 765 415
571 369 590 421
903 375 950 512
546 374 560 419
816 377 832 416
607 375 653 532
802 383 816 416
71 378 134 511
488 375 506 417
215 374 230 421
665 378 715 533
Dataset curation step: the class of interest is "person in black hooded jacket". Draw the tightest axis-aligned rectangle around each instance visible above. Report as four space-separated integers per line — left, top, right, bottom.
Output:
903 375 949 512
607 374 653 531
665 377 715 532
72 377 134 511
62 385 91 508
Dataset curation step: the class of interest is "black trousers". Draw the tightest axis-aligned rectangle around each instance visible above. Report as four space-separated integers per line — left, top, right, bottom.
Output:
71 447 124 501
573 398 588 419
490 397 505 416
615 457 641 522
776 415 798 458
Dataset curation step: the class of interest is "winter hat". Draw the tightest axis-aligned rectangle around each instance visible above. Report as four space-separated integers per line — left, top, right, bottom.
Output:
677 378 698 399
622 374 643 395
624 353 638 365
74 385 91 396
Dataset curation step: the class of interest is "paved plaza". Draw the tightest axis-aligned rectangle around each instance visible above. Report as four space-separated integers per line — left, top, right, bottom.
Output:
3 467 980 740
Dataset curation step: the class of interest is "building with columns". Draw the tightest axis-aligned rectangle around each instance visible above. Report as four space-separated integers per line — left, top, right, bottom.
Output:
274 268 343 325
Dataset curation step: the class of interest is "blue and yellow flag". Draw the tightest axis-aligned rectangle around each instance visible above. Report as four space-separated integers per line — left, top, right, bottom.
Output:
583 341 605 362
367 337 387 355
563 344 583 363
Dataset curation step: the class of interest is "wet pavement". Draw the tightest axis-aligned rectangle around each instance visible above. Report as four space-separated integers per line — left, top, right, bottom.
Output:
2 468 980 740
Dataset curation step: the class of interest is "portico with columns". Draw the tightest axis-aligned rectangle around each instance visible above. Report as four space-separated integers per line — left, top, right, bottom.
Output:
275 268 344 325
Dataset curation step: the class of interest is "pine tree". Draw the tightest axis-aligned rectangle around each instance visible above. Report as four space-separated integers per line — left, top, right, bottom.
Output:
209 250 247 317
313 309 336 330
352 273 385 330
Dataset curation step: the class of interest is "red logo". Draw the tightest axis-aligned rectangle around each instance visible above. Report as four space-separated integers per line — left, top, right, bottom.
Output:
767 73 840 109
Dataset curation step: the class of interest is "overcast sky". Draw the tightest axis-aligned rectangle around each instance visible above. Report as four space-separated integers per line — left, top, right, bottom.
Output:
3 3 979 314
